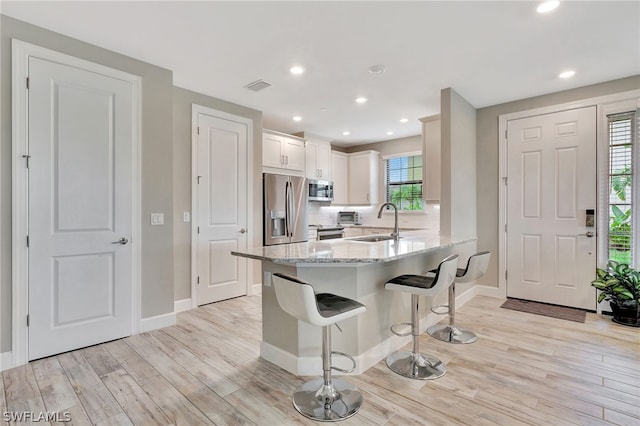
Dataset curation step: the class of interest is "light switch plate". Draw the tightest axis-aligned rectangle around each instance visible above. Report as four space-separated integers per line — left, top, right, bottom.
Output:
183 212 191 223
263 272 272 287
151 213 164 225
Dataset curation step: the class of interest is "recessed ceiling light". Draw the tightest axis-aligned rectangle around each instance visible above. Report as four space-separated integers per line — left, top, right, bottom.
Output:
386 131 394 136
537 1 560 14
290 65 305 75
355 97 368 104
342 131 350 136
320 108 327 112
558 70 575 79
368 64 386 74
399 118 409 123
293 116 302 122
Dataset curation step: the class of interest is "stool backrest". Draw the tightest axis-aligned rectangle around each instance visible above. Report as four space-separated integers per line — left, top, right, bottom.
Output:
456 251 491 283
431 254 460 292
272 273 320 324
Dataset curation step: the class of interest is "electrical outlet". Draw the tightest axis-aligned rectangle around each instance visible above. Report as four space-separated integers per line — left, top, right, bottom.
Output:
151 213 164 225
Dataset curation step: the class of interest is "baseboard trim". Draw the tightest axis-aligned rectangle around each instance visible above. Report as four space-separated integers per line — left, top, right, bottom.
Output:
174 298 192 313
1 351 14 372
251 283 262 296
140 311 176 333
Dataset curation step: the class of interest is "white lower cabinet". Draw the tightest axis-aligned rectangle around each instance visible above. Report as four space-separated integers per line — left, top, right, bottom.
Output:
343 227 364 238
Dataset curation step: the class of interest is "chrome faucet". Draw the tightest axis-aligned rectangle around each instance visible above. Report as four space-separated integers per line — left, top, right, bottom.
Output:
377 202 400 240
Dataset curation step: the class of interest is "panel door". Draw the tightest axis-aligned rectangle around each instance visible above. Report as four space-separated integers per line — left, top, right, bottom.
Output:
317 142 332 180
197 113 248 305
507 106 597 310
331 152 348 204
28 57 134 360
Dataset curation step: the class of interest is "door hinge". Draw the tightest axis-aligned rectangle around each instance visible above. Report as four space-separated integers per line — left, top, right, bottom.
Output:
504 224 507 233
505 270 508 280
22 154 31 168
26 314 30 327
197 226 200 234
197 126 200 135
197 276 200 284
26 235 30 247
502 176 507 185
504 129 508 139
26 77 29 90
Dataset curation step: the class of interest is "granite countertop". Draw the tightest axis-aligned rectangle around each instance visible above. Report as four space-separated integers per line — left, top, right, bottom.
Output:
231 230 473 264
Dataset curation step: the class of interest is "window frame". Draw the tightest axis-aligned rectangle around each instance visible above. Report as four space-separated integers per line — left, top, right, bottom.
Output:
383 151 425 212
598 102 639 269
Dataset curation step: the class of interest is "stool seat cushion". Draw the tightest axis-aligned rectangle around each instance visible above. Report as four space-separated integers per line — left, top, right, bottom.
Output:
386 274 437 289
316 293 366 318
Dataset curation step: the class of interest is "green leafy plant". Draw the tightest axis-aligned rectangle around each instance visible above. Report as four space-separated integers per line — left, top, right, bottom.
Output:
591 260 640 305
609 205 631 250
389 184 423 211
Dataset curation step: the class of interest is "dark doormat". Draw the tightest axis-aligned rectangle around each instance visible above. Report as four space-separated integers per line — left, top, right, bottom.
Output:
500 298 587 323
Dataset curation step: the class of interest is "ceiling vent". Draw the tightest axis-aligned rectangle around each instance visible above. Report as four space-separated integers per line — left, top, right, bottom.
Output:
244 79 272 92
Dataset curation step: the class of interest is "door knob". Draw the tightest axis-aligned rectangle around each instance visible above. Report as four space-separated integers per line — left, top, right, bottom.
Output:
578 231 594 238
112 237 129 245
239 228 247 234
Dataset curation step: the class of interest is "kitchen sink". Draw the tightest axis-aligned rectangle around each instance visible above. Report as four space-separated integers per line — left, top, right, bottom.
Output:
351 235 399 242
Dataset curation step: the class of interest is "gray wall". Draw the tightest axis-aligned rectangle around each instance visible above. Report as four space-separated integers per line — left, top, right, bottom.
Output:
1 15 175 352
172 86 263 301
441 88 477 240
476 75 640 287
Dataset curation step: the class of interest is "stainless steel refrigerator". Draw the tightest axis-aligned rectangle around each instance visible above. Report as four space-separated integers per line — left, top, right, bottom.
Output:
263 173 308 245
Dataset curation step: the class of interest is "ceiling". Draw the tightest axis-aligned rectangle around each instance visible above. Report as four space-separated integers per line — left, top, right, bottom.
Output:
2 1 639 147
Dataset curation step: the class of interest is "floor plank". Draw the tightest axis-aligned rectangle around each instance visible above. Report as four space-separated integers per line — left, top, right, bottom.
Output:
1 294 638 425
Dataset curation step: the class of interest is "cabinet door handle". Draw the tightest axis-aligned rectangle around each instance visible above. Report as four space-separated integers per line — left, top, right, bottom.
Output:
281 154 284 165
286 155 289 165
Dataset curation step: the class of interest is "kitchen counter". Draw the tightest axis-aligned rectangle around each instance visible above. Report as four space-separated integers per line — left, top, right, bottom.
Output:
231 230 476 376
232 230 465 264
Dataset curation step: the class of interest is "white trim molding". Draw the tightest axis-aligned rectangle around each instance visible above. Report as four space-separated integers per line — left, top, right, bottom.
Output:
174 298 193 313
139 312 176 333
11 39 142 367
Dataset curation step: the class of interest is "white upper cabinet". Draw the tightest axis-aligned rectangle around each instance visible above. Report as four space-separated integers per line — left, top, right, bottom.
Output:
263 131 306 173
306 140 332 180
348 151 379 205
331 151 348 205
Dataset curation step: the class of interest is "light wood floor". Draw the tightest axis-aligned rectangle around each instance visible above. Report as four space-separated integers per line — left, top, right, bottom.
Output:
2 295 639 425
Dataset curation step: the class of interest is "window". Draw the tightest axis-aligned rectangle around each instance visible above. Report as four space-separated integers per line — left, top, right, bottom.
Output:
607 112 635 264
385 154 424 211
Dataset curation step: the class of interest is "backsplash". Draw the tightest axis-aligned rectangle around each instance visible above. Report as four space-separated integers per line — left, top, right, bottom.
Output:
308 203 440 230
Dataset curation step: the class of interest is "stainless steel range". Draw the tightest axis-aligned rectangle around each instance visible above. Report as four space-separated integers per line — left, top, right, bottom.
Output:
310 225 345 240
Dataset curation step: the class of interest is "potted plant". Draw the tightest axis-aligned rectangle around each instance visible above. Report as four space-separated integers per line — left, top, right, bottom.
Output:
591 260 640 327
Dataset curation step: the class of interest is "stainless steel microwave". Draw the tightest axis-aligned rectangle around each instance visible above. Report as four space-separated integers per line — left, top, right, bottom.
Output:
308 179 334 202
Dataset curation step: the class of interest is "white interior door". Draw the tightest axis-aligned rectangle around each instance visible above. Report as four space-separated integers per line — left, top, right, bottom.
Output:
28 57 134 360
506 106 597 310
196 112 248 305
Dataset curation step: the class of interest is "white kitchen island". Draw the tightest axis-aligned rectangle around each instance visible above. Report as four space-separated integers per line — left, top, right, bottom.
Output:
231 230 476 375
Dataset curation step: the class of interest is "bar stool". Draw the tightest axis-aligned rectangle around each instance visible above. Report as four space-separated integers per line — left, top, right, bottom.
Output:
427 251 491 344
272 273 366 422
384 254 459 380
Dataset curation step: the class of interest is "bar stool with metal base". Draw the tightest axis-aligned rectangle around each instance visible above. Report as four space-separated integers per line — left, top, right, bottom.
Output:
272 273 366 422
427 251 491 344
384 254 459 380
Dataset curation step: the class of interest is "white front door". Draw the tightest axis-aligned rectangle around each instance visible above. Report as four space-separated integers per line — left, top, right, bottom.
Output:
195 111 248 305
28 57 135 360
506 106 597 310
